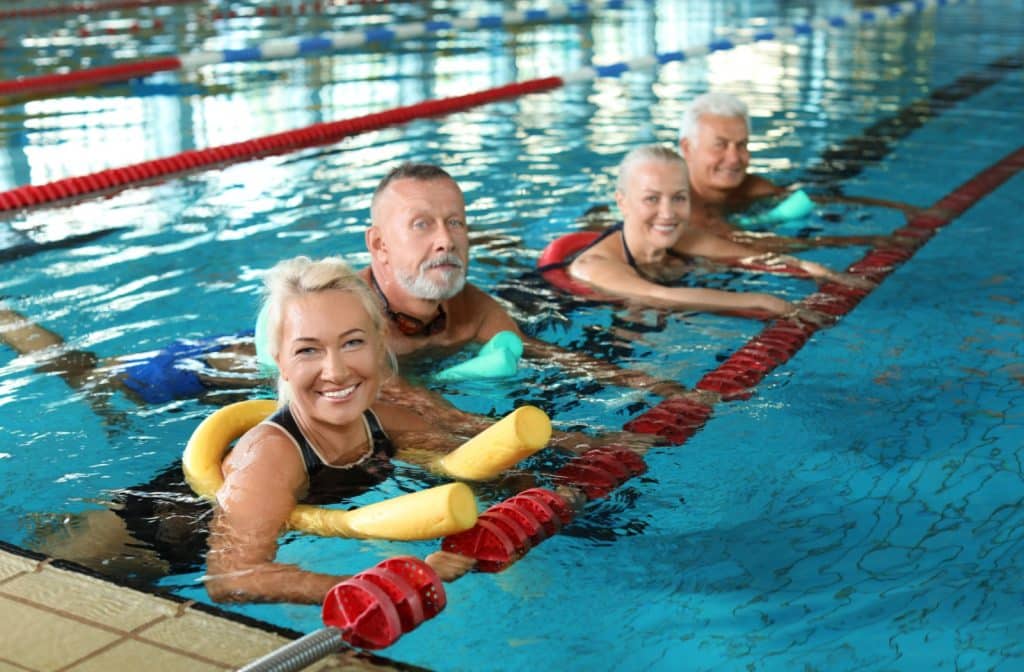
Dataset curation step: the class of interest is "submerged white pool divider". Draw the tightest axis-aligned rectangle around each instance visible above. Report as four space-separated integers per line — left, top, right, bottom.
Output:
0 0 963 214
561 0 964 83
0 0 625 98
178 0 626 69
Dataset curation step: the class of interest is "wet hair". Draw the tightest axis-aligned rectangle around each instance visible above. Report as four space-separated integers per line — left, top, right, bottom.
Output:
261 255 393 404
679 92 750 146
617 145 689 193
370 162 460 224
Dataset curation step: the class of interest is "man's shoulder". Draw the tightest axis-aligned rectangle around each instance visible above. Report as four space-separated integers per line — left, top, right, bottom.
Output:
736 174 784 200
455 281 498 304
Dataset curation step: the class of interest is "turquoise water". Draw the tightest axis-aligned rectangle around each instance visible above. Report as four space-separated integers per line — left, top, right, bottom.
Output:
1 1 1023 670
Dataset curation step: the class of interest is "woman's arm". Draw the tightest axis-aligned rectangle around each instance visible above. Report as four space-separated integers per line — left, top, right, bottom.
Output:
205 429 348 604
680 228 874 291
571 247 798 318
730 231 915 253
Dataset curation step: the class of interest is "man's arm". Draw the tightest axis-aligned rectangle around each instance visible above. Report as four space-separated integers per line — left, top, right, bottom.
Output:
521 336 690 399
464 282 691 398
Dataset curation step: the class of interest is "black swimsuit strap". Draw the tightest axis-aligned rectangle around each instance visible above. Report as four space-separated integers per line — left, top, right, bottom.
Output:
267 406 393 474
363 408 396 459
620 225 691 281
539 221 691 284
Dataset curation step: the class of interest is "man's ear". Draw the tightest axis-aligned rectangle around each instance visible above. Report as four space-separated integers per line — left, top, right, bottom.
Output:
679 137 691 159
366 226 386 261
614 189 626 211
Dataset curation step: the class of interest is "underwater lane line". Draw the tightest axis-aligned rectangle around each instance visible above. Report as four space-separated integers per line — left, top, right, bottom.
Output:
804 53 1023 191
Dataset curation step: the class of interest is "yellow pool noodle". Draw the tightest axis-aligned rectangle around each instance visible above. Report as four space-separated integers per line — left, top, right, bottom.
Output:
182 399 479 540
289 482 478 540
183 398 277 499
435 405 552 481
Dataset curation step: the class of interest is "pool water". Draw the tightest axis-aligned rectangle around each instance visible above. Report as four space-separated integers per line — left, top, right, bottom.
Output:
1 1 1023 670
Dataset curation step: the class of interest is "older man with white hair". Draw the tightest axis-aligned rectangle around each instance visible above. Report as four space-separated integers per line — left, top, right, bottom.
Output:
679 91 918 251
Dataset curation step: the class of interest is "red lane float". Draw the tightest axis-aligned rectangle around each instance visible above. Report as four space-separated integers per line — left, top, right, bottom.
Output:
442 448 646 573
0 76 564 213
623 396 713 445
553 446 647 499
321 556 445 649
0 56 183 98
0 0 200 20
443 487 575 573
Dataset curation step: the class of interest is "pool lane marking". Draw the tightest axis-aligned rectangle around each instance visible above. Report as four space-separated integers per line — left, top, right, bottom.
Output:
0 0 968 213
625 146 1024 444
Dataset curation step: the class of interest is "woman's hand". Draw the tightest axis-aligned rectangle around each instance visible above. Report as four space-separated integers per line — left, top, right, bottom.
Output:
820 270 876 291
425 551 476 582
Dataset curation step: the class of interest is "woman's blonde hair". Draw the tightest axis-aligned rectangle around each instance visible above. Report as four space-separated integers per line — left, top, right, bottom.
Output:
616 144 688 193
261 255 393 404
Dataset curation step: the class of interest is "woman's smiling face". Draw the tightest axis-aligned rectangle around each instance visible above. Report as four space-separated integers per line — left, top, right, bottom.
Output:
276 289 384 428
617 159 691 249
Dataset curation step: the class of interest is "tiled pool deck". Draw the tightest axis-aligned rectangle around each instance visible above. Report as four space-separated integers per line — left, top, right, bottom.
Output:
0 546 408 672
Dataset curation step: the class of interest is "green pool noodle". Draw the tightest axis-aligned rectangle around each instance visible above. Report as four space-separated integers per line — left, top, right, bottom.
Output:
435 331 523 382
254 303 278 377
478 330 524 359
735 189 815 229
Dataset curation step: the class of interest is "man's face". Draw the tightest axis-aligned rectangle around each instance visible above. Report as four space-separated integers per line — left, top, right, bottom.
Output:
681 114 751 193
369 177 469 301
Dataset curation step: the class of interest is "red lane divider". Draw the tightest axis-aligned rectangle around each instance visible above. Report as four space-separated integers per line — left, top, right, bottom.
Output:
0 76 564 213
442 447 647 573
322 555 445 649
0 57 182 98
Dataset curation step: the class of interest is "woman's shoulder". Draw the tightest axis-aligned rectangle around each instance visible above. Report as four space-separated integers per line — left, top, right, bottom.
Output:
572 225 626 267
222 422 304 478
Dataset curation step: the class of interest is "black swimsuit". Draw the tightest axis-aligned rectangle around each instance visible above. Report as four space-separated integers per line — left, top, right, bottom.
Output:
263 406 396 504
539 222 692 283
109 406 396 576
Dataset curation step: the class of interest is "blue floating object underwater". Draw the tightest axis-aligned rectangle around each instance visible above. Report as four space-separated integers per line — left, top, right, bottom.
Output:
734 189 815 230
435 331 523 382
